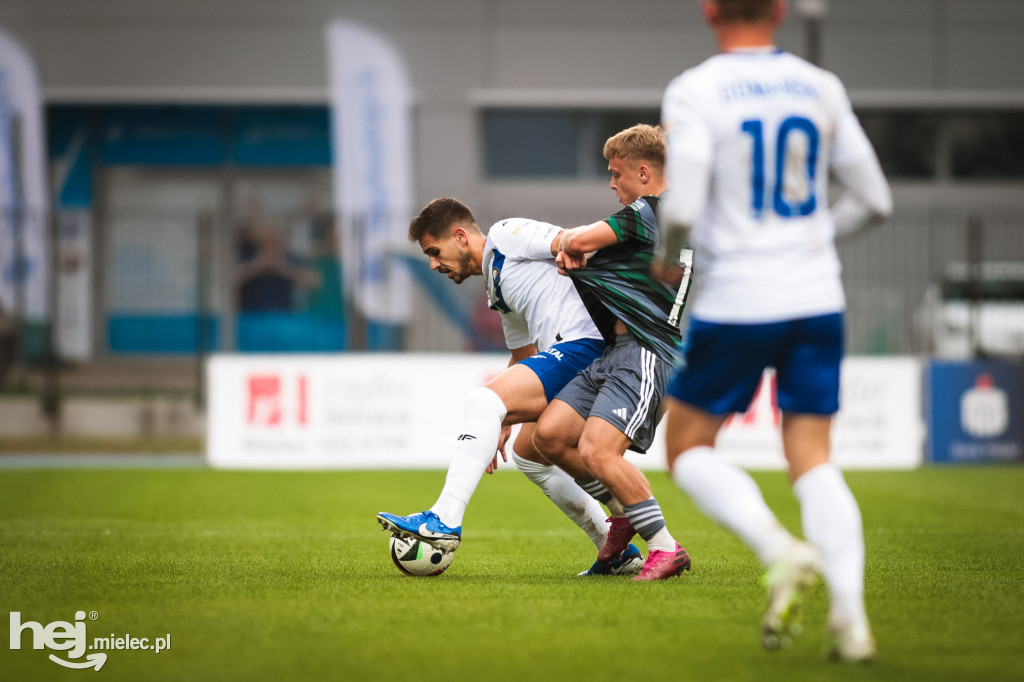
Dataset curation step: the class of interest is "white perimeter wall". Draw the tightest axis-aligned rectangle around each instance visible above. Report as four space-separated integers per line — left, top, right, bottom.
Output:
206 354 924 470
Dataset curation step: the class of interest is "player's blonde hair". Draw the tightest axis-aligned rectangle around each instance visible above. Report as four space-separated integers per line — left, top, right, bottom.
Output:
711 0 776 23
603 124 665 173
409 197 480 242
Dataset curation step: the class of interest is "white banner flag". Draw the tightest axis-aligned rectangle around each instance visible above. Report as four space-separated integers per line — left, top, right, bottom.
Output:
326 22 413 324
0 29 48 322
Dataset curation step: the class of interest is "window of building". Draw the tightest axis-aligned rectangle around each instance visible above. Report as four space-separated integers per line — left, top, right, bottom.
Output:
949 111 1024 179
481 108 659 179
857 110 940 180
481 106 1024 182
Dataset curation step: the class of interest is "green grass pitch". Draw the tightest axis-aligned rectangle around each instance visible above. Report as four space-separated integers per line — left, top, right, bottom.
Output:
2 466 1022 681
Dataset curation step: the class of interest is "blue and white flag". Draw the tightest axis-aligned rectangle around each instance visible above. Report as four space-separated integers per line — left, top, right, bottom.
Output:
0 29 48 322
326 22 413 325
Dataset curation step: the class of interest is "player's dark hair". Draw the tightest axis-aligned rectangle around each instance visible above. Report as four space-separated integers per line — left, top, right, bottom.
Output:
713 0 776 22
409 197 479 242
603 124 666 173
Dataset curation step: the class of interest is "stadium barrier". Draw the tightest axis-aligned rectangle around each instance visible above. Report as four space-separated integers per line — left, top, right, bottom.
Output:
206 354 924 471
925 359 1024 464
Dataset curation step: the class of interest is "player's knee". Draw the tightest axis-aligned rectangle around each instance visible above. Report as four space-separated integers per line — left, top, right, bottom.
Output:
577 438 605 475
531 421 566 463
531 426 557 459
464 386 508 422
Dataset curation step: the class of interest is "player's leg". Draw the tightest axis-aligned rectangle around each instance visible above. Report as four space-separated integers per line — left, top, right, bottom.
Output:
509 423 610 552
533 374 643 575
783 413 871 661
378 339 605 550
536 364 638 522
667 399 798 569
427 340 606 528
574 339 691 580
533 373 628 515
535 348 633 519
777 313 872 662
578 416 650 505
573 414 688 581
521 341 633 529
429 363 549 521
666 319 815 642
377 362 546 549
532 398 591 479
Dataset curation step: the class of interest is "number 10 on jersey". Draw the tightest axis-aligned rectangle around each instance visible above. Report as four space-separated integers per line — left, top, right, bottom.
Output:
741 116 820 219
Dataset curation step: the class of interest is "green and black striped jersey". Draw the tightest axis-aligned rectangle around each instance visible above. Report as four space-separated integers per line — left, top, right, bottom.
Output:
566 193 685 362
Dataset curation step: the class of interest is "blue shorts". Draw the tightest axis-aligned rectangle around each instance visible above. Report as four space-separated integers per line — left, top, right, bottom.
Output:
667 313 844 416
519 337 606 402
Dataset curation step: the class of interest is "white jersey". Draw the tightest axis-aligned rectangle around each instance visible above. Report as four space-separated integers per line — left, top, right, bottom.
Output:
662 49 878 323
482 218 603 351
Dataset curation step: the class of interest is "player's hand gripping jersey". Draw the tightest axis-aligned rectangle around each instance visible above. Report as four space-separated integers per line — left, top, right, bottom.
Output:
566 195 682 363
662 49 887 324
482 218 603 352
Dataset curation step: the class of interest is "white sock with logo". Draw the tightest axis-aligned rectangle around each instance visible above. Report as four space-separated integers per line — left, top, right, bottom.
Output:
429 387 507 529
794 463 868 628
671 446 794 566
512 449 609 549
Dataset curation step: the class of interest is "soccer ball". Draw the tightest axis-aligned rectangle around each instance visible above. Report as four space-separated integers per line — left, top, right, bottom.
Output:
388 533 454 577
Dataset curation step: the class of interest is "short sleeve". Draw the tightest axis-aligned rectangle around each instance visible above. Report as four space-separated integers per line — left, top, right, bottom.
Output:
499 312 531 350
488 219 563 260
606 198 658 245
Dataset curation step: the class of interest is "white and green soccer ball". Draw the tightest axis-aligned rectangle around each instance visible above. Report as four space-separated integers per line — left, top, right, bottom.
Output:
388 533 454 577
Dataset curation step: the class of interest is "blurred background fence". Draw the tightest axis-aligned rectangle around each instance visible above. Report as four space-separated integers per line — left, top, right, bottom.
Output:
2 203 1022 407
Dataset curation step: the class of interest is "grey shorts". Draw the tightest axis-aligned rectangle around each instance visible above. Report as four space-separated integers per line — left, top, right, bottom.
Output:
554 333 672 453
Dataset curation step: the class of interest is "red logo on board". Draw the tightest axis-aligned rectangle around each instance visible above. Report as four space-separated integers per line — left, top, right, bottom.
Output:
248 376 282 425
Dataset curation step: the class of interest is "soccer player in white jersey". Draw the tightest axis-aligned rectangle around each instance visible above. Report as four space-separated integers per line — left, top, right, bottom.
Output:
655 0 892 663
378 198 644 575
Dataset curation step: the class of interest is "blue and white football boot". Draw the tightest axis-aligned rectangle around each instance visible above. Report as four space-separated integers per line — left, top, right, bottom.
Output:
377 510 462 552
577 543 644 576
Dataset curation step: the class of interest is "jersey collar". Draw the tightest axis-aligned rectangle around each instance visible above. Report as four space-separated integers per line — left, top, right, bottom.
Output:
723 46 784 55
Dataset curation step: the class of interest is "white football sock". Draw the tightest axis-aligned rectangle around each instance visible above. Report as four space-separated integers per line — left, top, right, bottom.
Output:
794 463 868 628
671 446 794 565
512 450 608 549
429 387 507 528
645 525 677 553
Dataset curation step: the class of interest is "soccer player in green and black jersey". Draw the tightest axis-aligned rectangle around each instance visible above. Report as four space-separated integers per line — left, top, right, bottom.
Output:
533 124 695 581
568 192 685 364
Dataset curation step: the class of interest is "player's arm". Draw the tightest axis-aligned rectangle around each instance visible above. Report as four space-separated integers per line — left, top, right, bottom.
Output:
554 221 618 272
828 78 894 242
557 221 618 256
508 344 536 364
492 219 564 261
830 154 893 242
655 78 713 276
484 343 536 474
655 157 709 275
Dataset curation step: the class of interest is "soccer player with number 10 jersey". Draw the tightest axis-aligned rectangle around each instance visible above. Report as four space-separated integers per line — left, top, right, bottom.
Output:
655 0 892 663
